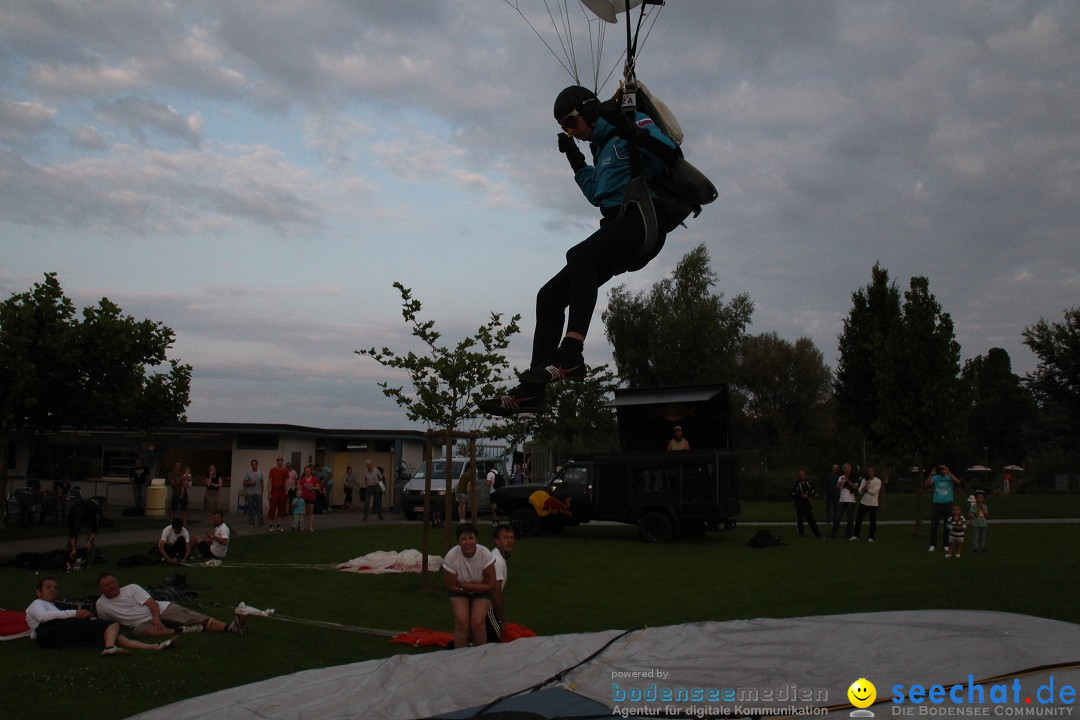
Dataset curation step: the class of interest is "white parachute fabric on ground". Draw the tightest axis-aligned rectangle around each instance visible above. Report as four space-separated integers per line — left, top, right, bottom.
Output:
127 611 1080 720
336 549 443 574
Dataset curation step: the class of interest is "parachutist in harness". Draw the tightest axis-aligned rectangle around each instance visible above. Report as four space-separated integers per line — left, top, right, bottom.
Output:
477 84 682 416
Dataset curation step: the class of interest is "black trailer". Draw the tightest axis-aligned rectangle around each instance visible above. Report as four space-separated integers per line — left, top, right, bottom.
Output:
492 384 739 542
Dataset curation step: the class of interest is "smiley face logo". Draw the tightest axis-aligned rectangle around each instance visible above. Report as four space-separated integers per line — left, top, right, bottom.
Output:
847 678 877 708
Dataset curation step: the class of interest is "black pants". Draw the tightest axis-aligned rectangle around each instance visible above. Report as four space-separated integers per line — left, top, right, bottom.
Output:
854 504 878 540
824 494 839 524
161 537 187 560
928 502 952 549
531 209 666 367
831 502 855 538
794 500 821 537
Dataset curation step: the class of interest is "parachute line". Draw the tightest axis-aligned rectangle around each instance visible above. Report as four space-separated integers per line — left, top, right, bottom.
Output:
503 0 664 93
504 0 577 82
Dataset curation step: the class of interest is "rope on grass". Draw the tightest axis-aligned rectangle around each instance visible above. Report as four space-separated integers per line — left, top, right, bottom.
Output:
266 612 401 638
191 561 340 570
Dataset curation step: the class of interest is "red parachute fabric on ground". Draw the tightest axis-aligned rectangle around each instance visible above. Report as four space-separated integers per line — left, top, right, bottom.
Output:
390 627 454 648
0 610 30 640
501 621 536 642
389 622 537 648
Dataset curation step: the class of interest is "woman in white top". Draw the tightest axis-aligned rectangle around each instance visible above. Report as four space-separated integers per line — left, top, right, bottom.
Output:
442 522 496 648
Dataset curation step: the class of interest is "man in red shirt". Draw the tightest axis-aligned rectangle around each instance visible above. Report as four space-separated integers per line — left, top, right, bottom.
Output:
266 458 290 533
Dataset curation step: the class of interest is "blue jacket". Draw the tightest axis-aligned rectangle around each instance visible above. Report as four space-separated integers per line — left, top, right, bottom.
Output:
574 114 677 211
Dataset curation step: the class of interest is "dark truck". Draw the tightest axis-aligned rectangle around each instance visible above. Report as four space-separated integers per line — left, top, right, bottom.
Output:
492 384 739 542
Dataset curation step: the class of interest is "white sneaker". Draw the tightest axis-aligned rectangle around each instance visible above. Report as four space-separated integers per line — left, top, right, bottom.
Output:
849 537 858 541
178 624 203 634
229 614 248 636
868 538 875 543
101 646 129 656
945 551 952 558
155 638 177 651
928 546 935 553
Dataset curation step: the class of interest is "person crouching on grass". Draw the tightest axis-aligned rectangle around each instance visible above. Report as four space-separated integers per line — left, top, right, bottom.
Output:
442 523 496 648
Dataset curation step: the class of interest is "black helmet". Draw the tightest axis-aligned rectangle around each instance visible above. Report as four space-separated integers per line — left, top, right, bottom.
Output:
553 85 598 122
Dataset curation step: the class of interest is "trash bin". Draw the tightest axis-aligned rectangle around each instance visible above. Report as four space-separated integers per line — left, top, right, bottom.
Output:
146 478 167 518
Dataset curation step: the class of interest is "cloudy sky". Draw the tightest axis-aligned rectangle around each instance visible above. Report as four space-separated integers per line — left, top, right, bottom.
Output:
2 0 1077 430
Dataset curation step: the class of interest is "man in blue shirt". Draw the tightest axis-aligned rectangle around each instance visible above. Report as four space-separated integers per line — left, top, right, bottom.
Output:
926 465 960 552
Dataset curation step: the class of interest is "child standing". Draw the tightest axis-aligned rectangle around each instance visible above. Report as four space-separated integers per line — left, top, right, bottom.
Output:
291 495 306 532
945 504 967 558
969 489 990 553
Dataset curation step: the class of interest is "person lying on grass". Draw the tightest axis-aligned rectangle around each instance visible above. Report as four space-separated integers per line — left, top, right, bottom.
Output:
26 577 175 656
94 571 246 637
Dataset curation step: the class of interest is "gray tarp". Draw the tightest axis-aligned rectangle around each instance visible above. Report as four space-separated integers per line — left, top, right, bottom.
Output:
130 611 1080 719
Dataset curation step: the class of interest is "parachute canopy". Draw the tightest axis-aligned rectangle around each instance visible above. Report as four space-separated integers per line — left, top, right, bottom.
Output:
580 0 645 23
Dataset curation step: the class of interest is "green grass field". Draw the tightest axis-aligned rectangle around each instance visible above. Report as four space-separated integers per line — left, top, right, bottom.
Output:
2 498 1078 720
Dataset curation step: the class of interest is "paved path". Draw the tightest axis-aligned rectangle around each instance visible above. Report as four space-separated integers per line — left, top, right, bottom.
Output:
0 508 412 557
4 513 1075 558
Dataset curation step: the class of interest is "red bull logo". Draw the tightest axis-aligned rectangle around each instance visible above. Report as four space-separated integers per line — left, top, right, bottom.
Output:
529 490 573 517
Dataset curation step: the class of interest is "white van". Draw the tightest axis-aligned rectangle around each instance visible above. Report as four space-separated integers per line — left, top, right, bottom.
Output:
400 457 507 521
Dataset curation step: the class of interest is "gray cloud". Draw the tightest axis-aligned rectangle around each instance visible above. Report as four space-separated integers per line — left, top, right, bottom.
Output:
2 0 1078 427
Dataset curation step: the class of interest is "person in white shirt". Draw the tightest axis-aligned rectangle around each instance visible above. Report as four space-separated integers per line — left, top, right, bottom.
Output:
852 466 883 542
195 510 230 559
485 524 516 643
442 522 496 648
158 518 191 564
26 578 172 655
95 572 246 637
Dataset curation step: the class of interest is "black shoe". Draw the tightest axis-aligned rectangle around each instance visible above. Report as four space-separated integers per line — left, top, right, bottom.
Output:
519 347 586 384
477 384 547 416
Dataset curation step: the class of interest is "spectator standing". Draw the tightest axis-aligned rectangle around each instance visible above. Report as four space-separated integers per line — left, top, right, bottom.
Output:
945 504 967 558
362 460 384 521
969 489 990 553
829 464 858 539
129 458 149 512
343 465 358 510
242 459 265 528
790 469 822 539
317 464 334 513
266 458 289 532
822 464 840 524
203 464 223 527
299 465 318 532
926 464 960 553
852 466 882 542
167 462 187 522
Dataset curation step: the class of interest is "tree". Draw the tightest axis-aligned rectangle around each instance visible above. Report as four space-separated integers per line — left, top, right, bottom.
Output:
736 333 834 447
1023 308 1080 413
356 282 520 431
485 365 620 455
835 266 964 462
961 348 1037 465
875 275 964 459
834 262 902 442
603 244 754 387
0 273 191 498
1022 308 1080 465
